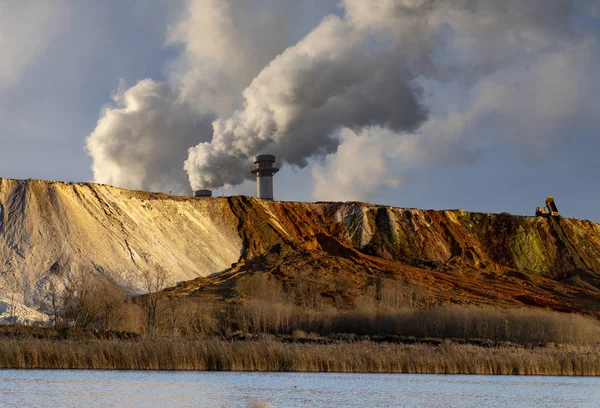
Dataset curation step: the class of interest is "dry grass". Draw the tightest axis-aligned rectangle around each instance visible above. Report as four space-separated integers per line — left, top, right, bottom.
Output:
6 273 598 376
230 275 600 346
0 338 599 375
232 300 600 346
36 272 600 348
328 305 600 346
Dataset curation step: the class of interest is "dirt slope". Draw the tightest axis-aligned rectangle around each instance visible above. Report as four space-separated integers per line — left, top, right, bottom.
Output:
1 178 600 314
0 178 242 294
173 198 600 314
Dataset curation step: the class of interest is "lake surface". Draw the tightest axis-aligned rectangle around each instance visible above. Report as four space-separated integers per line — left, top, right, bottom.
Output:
0 370 598 407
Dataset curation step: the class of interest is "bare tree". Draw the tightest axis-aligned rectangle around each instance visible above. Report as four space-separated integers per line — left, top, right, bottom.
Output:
291 273 321 309
94 280 126 331
42 279 63 329
189 300 220 338
378 278 432 310
139 266 168 335
62 269 126 330
161 297 197 337
63 269 94 328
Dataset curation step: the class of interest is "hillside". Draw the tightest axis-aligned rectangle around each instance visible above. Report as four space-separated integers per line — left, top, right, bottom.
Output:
1 178 600 319
0 178 241 300
172 196 600 315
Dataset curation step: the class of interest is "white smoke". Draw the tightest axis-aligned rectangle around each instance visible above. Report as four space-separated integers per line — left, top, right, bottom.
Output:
86 79 208 192
184 0 598 195
311 0 600 200
313 35 599 201
184 7 429 190
87 0 600 201
312 128 416 202
86 0 290 193
165 0 289 118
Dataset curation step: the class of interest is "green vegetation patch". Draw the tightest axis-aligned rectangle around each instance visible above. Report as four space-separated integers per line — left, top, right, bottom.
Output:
510 223 550 276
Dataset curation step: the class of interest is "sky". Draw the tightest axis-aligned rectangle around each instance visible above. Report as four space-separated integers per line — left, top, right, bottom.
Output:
1 0 600 221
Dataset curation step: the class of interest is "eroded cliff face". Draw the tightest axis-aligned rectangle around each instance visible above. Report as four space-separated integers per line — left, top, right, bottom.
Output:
221 199 600 283
173 198 600 314
1 178 600 315
333 204 600 282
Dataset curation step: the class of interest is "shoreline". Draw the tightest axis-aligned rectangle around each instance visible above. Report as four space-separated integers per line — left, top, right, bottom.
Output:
1 368 598 377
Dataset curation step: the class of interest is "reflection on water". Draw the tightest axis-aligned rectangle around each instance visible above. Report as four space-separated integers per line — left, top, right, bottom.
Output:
0 370 599 408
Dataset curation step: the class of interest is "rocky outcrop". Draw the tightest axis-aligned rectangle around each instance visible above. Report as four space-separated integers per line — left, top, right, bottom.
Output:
170 198 600 314
221 199 600 284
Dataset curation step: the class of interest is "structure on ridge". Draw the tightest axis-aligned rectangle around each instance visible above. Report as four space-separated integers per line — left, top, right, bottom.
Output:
194 189 212 198
251 154 279 200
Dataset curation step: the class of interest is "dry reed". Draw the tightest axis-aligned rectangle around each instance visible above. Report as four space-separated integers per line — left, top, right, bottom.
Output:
0 338 598 375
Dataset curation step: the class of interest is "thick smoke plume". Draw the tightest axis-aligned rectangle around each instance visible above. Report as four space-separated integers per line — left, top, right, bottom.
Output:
88 0 600 201
86 0 289 193
185 0 598 193
184 3 430 189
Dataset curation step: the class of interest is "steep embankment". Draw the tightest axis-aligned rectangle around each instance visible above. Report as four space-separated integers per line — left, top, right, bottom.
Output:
0 178 242 294
172 197 600 314
1 178 600 317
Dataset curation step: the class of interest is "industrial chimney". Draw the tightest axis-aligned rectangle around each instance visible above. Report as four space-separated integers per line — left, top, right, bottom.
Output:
251 154 279 200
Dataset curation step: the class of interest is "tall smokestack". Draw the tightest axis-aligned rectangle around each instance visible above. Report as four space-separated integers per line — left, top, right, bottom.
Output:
251 154 279 200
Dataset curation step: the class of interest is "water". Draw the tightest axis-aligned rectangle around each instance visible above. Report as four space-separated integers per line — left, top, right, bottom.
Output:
0 370 598 408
